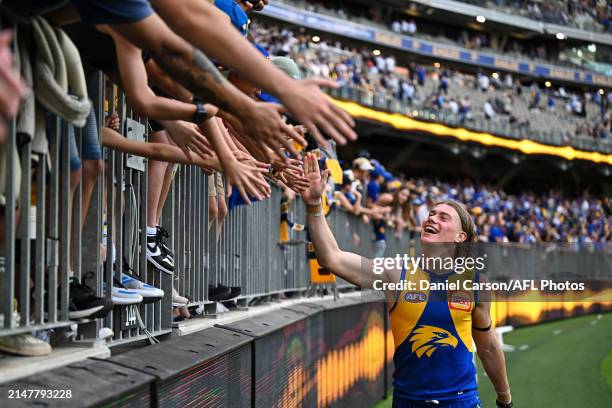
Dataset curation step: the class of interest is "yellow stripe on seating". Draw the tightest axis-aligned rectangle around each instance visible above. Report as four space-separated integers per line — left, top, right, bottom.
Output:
331 98 612 165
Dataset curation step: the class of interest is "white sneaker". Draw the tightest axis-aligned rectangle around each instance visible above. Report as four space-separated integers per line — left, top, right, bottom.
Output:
121 275 164 299
0 333 52 356
113 287 144 305
104 285 143 305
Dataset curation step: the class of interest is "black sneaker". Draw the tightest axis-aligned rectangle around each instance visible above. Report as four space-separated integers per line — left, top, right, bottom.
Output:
146 233 174 274
208 284 231 302
68 278 113 320
218 284 241 301
156 226 174 259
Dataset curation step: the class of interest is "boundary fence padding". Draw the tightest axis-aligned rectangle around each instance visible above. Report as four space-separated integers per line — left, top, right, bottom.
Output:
0 297 392 408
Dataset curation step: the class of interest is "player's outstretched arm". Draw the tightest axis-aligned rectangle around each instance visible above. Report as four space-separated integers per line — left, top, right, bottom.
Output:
302 153 383 288
472 275 512 407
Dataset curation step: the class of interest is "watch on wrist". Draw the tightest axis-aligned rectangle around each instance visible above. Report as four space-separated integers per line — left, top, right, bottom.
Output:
192 99 208 124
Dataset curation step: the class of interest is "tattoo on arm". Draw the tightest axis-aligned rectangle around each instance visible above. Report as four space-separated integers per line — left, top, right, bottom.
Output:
191 48 224 84
149 45 232 111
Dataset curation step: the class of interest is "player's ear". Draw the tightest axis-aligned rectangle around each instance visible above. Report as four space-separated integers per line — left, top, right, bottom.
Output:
455 231 467 243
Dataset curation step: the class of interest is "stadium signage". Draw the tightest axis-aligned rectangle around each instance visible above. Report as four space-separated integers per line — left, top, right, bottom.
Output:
262 3 612 87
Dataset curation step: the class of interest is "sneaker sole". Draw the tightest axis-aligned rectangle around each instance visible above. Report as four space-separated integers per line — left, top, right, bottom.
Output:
112 297 142 305
124 289 165 298
142 296 162 304
0 344 51 357
146 256 174 274
69 305 106 320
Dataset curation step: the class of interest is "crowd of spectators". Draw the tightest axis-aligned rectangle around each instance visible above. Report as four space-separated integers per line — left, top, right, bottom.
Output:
334 153 612 249
460 0 612 33
253 23 611 144
0 0 609 359
277 0 610 70
0 0 356 356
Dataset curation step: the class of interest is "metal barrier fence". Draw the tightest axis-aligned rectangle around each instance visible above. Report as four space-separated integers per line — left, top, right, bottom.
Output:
0 56 414 347
327 86 612 154
0 48 609 351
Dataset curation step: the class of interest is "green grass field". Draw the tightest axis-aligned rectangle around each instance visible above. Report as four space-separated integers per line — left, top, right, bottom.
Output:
374 313 612 407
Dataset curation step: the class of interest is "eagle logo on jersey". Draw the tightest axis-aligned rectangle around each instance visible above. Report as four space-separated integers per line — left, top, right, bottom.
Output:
408 325 458 357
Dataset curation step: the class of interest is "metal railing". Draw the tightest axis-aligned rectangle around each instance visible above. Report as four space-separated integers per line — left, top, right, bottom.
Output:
0 54 415 345
1 92 74 338
0 41 608 351
327 85 612 154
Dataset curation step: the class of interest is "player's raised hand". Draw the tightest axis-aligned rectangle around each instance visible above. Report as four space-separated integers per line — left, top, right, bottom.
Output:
300 152 329 205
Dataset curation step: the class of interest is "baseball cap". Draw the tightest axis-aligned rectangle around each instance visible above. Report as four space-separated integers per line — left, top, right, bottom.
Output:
383 171 395 182
259 56 301 103
352 157 374 171
271 57 302 80
214 0 249 36
370 164 384 179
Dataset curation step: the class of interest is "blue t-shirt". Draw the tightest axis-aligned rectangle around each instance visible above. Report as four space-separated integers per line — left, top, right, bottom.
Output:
71 0 153 24
214 0 249 36
488 225 505 242
367 180 380 202
373 220 386 241
344 191 357 205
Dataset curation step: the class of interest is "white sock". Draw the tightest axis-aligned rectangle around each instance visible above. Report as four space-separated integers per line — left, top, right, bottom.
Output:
146 226 157 236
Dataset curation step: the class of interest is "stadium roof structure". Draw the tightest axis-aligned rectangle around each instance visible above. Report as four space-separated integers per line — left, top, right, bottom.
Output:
331 98 612 166
402 0 612 47
259 2 612 88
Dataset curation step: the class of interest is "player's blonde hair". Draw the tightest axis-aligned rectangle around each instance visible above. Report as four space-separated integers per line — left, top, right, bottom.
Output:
432 199 477 259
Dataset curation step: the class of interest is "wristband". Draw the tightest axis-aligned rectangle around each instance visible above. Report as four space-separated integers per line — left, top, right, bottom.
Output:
496 400 512 408
306 202 323 216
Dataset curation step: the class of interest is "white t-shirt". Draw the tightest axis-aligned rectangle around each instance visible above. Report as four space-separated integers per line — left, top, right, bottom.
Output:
484 102 495 118
385 56 396 72
478 74 490 91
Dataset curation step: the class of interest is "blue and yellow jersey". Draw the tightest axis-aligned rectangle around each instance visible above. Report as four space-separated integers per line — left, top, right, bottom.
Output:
390 268 479 402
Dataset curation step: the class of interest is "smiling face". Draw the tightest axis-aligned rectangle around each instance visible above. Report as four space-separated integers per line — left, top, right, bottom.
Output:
420 203 467 244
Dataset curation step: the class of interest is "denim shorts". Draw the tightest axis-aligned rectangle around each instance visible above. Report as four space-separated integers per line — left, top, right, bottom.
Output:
68 108 101 171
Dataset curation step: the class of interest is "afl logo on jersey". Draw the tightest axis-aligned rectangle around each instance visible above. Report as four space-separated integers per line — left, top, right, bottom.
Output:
404 292 427 303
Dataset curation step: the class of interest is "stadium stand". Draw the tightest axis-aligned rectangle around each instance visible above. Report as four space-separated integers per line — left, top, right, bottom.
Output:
458 0 611 33
253 23 611 152
275 0 612 73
